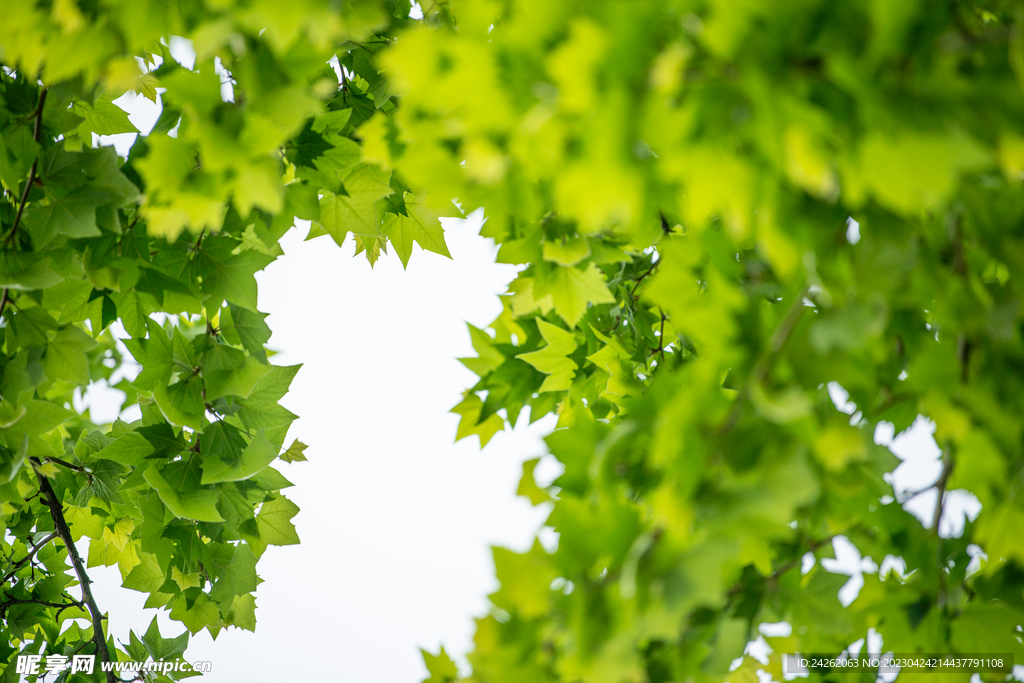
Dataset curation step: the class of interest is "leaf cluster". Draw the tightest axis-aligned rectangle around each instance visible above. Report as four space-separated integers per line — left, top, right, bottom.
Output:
381 1 1024 681
0 0 439 677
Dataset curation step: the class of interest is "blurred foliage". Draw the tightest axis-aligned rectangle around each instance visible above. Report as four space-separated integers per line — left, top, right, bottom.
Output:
3 0 1024 681
388 1 1024 682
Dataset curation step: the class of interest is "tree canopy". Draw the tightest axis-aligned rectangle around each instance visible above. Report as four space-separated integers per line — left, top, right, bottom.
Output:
3 0 1024 682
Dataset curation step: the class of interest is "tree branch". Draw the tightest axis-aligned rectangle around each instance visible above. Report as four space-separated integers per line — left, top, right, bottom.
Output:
657 310 666 364
898 484 934 505
629 259 660 299
5 88 48 246
0 596 83 621
727 532 840 598
764 534 838 590
1 531 57 585
46 456 88 474
0 287 9 327
32 462 117 683
933 445 953 612
931 447 952 534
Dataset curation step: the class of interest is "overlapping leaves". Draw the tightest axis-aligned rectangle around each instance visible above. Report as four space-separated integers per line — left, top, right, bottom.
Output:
0 1 447 679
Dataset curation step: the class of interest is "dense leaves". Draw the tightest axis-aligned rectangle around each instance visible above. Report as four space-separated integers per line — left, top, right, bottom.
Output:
376 1 1024 682
4 0 1024 682
0 0 446 680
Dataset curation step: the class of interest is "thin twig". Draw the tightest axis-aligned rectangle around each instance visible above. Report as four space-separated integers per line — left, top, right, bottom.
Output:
956 332 971 384
45 457 88 474
898 485 934 505
758 287 812 378
4 88 47 246
0 532 57 585
727 533 841 598
657 311 666 364
720 287 810 434
32 461 117 683
188 227 206 257
933 445 953 611
0 597 83 620
932 447 953 534
629 259 659 299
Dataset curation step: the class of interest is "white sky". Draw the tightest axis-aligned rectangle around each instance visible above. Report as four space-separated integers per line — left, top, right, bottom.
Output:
87 217 558 682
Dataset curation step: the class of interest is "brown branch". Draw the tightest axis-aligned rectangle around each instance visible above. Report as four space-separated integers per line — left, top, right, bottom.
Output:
931 447 953 534
4 88 48 246
0 532 57 585
32 462 117 683
898 484 935 505
188 227 207 257
46 457 88 474
657 311 666 364
0 288 9 326
956 332 972 384
933 445 953 612
727 533 840 598
766 534 838 589
629 259 660 299
0 596 83 621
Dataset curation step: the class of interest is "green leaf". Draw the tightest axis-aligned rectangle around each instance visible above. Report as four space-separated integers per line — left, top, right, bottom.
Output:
381 193 452 268
224 304 272 363
197 236 276 312
74 91 140 137
141 616 190 662
490 542 557 619
201 429 279 484
144 466 224 522
451 393 504 447
542 237 591 267
421 646 460 683
532 263 615 328
43 325 97 385
92 433 154 467
136 422 186 459
123 551 167 595
317 163 393 246
279 439 308 463
515 320 577 392
222 593 257 632
458 324 504 376
24 189 104 247
208 545 258 606
254 494 300 546
516 458 551 506
169 594 221 636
